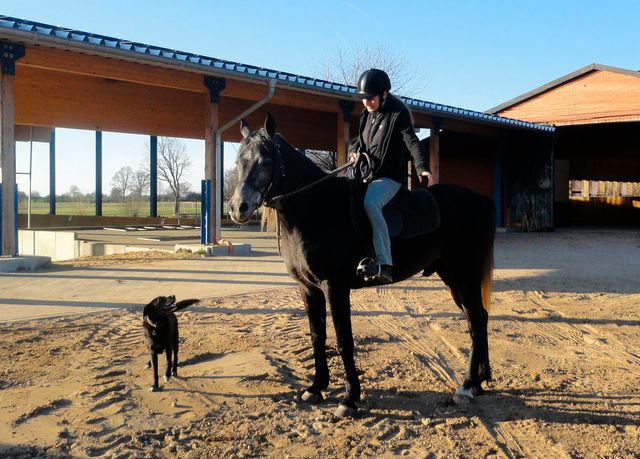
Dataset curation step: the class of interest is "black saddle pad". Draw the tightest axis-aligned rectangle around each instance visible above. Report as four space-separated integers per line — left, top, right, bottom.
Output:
384 187 440 238
351 182 440 240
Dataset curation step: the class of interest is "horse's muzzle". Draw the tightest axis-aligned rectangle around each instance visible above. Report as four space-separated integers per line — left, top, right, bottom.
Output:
229 201 253 224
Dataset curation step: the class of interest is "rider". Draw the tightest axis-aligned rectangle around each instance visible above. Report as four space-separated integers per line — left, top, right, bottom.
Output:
350 68 432 283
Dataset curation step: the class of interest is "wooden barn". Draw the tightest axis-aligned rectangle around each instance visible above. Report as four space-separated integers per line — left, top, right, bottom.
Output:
489 64 640 227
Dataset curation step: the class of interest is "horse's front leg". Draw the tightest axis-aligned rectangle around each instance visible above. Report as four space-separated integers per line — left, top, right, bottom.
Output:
299 283 329 404
326 283 360 418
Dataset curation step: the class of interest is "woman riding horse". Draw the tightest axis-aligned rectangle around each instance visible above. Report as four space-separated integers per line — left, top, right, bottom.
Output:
350 68 433 284
229 113 495 418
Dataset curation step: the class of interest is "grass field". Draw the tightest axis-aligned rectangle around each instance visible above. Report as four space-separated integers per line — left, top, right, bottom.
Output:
17 200 201 218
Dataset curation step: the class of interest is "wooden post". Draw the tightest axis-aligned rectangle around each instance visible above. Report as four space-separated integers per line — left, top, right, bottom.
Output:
337 100 354 167
429 117 442 185
493 136 505 227
0 42 24 256
204 76 225 244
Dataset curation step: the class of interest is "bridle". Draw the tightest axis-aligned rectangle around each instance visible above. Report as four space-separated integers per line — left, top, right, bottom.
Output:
241 132 358 210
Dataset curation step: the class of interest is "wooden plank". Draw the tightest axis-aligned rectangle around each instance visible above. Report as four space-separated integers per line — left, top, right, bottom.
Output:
497 70 640 125
21 45 205 93
15 66 204 138
14 66 340 146
20 45 342 114
1 72 17 256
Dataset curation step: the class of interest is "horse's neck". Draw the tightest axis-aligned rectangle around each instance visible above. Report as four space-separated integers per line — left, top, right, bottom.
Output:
277 142 326 192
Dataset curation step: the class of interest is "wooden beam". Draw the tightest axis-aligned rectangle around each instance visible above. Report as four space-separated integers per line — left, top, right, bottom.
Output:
336 100 354 166
429 125 440 185
204 94 220 243
1 71 17 255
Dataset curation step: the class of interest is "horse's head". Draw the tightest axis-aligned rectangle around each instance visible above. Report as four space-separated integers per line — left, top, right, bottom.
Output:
228 114 279 224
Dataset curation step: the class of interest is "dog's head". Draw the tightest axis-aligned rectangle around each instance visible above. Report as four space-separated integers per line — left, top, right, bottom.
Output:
142 295 177 351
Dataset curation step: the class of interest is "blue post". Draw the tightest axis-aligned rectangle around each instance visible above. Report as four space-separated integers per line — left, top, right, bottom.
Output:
95 131 102 216
150 136 158 218
14 184 18 256
49 129 56 215
200 179 211 244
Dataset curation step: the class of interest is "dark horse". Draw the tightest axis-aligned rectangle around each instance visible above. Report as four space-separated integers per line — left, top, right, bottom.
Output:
229 114 496 417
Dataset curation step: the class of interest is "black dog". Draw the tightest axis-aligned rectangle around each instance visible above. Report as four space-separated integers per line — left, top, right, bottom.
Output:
143 295 198 392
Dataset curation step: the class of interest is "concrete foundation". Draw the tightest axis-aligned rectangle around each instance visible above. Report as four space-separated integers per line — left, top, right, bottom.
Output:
0 255 51 272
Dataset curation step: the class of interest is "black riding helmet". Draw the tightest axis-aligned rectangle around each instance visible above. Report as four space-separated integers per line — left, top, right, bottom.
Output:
355 68 391 100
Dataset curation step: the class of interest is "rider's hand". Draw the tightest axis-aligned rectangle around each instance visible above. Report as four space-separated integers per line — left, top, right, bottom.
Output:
348 151 359 163
418 171 432 186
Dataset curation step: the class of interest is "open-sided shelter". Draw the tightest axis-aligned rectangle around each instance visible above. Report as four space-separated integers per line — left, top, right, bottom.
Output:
0 15 554 256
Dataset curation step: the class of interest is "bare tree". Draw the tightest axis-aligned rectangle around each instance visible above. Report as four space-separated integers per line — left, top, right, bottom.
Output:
223 167 239 201
132 168 150 196
303 149 337 172
111 166 134 202
156 137 192 216
320 43 419 97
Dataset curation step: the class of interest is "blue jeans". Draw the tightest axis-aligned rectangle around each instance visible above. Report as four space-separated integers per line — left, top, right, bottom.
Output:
363 177 401 266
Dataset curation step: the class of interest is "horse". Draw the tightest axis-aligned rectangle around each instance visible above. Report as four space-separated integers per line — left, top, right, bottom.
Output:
228 114 496 418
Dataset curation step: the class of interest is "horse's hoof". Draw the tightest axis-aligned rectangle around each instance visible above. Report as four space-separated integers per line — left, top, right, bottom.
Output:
300 390 323 404
145 363 151 369
333 403 357 418
163 375 170 383
149 386 161 393
453 386 474 404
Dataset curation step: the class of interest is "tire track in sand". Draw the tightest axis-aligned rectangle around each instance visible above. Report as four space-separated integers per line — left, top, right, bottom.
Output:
353 281 568 459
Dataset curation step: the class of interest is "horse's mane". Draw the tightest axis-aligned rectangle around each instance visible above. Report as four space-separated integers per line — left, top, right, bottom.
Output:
259 130 335 234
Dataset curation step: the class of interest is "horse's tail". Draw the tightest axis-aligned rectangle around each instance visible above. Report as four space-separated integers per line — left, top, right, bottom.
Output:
481 198 496 314
481 241 494 314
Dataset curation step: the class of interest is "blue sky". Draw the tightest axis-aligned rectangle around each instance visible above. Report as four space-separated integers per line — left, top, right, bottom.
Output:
4 1 639 195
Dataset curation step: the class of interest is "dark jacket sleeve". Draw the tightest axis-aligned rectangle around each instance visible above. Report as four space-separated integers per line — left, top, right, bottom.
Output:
398 109 429 174
350 137 361 153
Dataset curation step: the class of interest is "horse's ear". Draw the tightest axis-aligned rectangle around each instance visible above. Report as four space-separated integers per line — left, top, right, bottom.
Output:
264 113 276 138
240 119 250 139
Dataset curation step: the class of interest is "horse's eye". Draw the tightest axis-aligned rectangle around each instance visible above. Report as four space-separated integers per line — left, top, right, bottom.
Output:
261 158 273 168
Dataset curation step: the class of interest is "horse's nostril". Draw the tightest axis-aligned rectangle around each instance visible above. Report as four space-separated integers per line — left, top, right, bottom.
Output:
239 202 249 213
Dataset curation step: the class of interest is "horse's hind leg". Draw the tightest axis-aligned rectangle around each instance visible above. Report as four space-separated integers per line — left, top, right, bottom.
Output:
459 290 491 397
440 269 491 401
299 284 329 403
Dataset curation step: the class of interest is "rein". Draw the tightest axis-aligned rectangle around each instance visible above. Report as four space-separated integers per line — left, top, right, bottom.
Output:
265 159 355 207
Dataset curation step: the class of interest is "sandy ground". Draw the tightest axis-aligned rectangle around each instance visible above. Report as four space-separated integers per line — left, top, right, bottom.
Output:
0 230 639 458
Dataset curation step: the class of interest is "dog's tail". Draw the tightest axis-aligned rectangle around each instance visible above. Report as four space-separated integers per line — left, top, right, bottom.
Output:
170 298 199 312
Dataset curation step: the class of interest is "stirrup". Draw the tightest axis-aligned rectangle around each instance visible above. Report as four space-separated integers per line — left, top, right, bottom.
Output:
356 257 376 277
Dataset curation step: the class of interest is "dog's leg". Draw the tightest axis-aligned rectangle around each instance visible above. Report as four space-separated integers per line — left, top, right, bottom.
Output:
164 349 172 382
149 352 160 392
172 347 179 377
172 330 179 377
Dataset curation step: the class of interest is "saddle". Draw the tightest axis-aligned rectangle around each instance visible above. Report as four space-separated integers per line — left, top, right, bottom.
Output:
350 180 441 242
